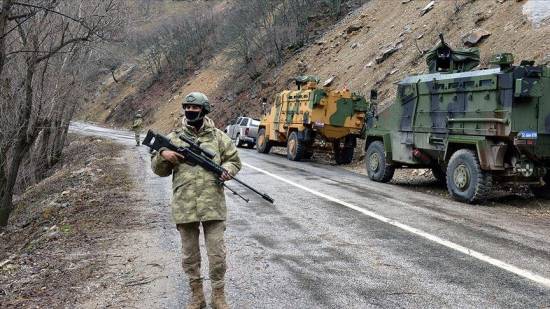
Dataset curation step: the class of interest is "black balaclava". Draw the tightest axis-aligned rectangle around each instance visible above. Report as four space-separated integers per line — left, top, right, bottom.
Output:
185 108 204 129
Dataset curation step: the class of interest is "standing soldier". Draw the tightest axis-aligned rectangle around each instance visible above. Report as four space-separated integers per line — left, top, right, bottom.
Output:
132 109 143 146
150 92 241 309
171 111 181 131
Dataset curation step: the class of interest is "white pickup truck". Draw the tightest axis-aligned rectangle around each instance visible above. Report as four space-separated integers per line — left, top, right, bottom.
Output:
224 117 260 148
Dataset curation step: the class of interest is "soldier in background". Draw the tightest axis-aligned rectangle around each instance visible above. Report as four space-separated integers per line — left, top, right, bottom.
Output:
171 111 181 131
150 92 241 309
132 109 143 146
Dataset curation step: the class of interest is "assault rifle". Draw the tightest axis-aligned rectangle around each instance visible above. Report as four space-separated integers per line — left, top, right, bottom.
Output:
142 130 274 204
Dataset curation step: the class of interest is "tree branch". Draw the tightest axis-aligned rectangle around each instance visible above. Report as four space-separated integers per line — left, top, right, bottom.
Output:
12 1 85 26
35 34 90 63
7 12 29 20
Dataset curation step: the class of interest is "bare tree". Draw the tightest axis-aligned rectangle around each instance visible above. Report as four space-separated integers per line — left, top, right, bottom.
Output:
0 0 125 226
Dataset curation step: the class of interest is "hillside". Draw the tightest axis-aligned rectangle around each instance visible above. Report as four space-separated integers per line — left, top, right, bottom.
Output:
260 0 550 110
79 0 364 132
80 0 550 133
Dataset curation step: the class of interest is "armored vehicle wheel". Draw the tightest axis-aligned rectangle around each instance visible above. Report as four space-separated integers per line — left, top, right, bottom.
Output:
531 173 550 199
366 141 394 183
432 166 446 184
235 134 243 147
256 128 272 154
334 142 354 165
287 131 305 161
446 149 492 204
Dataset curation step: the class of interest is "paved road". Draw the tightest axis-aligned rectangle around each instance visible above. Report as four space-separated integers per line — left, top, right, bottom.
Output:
70 123 550 308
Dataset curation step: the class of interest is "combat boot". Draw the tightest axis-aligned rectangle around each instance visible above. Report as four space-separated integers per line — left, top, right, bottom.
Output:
211 287 229 309
186 281 206 309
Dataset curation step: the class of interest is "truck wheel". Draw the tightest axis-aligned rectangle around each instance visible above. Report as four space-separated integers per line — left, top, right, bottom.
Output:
334 142 354 165
256 128 272 154
246 143 255 149
287 131 305 161
531 173 550 199
235 133 243 147
366 141 394 183
446 149 492 204
432 166 446 184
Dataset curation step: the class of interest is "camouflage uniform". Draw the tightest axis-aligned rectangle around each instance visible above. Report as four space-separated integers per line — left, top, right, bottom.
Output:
171 112 181 131
151 112 241 308
132 111 143 146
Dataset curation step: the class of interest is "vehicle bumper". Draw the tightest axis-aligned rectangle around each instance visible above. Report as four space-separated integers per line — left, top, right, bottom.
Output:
241 136 256 144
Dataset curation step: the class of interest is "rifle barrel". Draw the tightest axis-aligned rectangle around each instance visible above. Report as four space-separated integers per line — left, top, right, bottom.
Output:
230 176 274 204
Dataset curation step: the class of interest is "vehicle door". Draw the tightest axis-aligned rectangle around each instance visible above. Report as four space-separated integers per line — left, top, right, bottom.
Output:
225 118 235 137
240 118 250 137
229 117 241 139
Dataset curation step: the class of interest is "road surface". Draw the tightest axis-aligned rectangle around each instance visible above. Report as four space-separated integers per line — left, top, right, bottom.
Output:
69 122 550 308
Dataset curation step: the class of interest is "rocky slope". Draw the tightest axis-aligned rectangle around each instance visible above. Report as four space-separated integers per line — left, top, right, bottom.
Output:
82 0 549 133
252 0 550 114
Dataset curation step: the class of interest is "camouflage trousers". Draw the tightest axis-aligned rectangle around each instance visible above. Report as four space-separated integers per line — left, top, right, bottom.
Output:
177 220 227 289
134 132 140 145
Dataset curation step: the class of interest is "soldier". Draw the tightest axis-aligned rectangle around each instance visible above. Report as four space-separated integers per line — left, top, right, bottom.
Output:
132 109 143 146
150 92 241 309
171 111 181 131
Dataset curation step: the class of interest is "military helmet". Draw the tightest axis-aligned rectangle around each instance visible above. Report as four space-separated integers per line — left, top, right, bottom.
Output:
182 92 211 114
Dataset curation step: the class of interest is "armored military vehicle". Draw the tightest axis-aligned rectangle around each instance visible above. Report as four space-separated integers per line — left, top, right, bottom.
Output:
364 35 550 203
257 76 369 164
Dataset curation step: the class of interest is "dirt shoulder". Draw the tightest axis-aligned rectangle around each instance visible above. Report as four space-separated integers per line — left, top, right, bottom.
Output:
0 135 148 308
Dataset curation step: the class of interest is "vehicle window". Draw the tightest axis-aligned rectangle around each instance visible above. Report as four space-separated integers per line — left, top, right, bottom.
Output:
240 118 249 126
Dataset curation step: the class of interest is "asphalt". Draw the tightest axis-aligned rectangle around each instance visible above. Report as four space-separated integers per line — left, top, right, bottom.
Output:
69 122 550 308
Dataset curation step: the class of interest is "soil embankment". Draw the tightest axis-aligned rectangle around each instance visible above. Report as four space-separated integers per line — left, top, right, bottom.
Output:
0 135 183 308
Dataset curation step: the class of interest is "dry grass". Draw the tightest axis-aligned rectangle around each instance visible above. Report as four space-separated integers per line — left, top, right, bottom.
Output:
0 135 136 308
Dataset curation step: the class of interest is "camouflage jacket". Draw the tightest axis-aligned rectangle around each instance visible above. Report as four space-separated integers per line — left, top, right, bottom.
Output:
151 117 241 224
132 117 143 131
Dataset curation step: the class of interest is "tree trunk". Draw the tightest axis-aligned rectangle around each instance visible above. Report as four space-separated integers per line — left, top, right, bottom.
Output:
0 56 35 226
0 0 13 77
332 0 341 17
0 138 28 226
49 116 65 167
0 152 9 226
32 127 50 182
51 94 76 166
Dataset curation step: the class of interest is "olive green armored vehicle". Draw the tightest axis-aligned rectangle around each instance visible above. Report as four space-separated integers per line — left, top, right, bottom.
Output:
365 35 550 203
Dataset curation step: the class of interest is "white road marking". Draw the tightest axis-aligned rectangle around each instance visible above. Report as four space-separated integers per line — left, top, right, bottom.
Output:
243 162 550 289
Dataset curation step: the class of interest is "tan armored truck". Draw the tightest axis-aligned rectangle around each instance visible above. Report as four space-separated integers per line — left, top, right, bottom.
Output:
256 76 369 164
